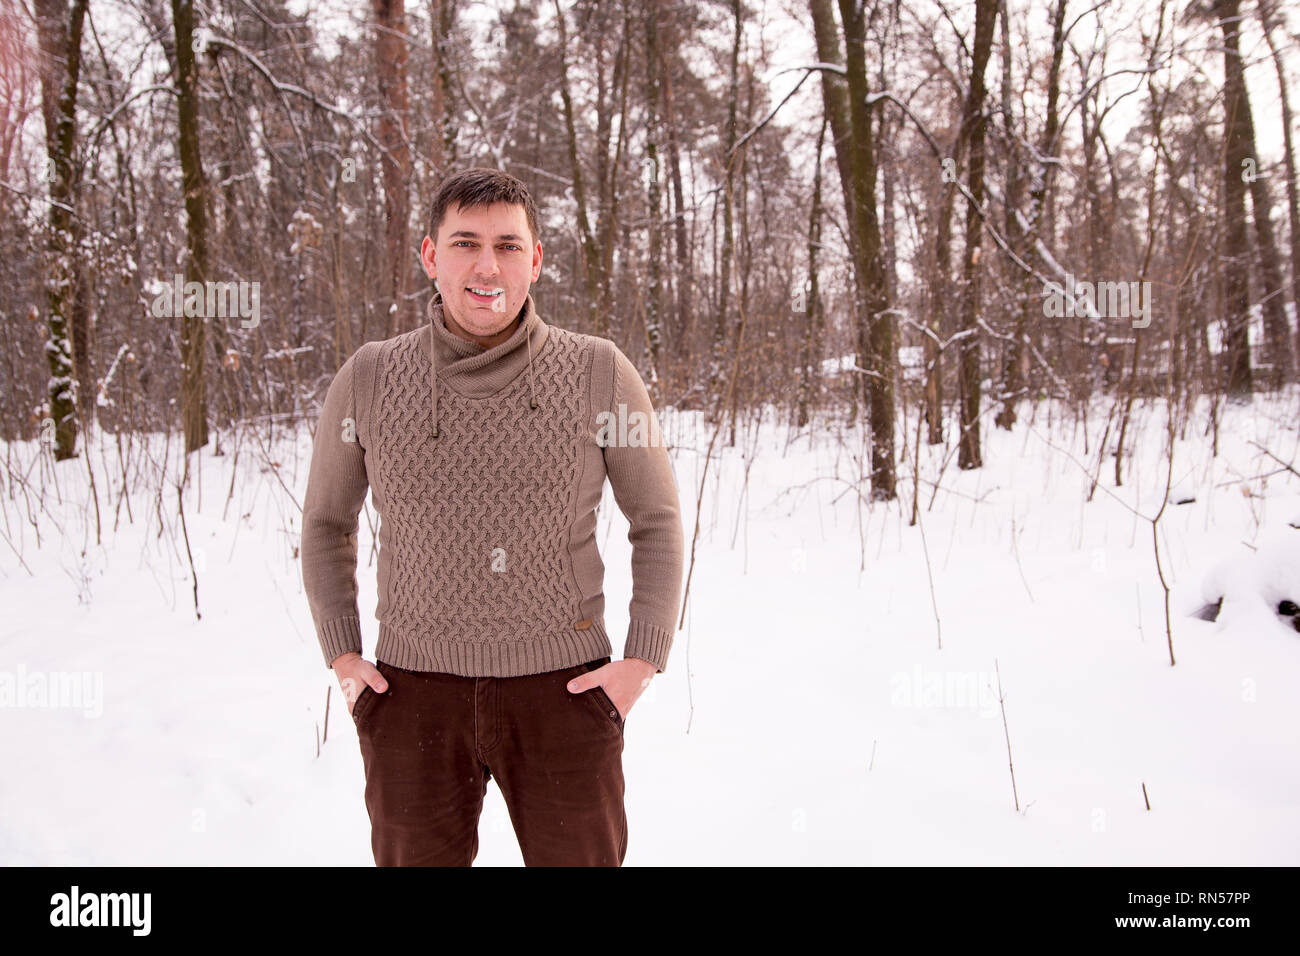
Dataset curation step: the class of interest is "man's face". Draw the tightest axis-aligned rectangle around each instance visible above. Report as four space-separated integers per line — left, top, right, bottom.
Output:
420 201 541 342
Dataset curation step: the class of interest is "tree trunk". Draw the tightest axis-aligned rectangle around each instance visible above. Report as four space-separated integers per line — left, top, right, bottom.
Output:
35 0 88 460
1222 17 1293 388
428 0 457 177
956 0 998 470
553 0 606 339
170 0 209 454
594 1 631 342
798 116 828 428
662 31 692 382
644 0 664 388
824 0 897 498
1259 1 1300 357
1215 0 1255 399
925 125 961 446
373 0 410 338
710 0 741 426
1242 106 1295 387
998 0 1066 429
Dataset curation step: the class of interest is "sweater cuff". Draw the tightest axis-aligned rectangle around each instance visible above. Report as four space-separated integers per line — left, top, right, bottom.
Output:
319 616 363 669
623 618 673 674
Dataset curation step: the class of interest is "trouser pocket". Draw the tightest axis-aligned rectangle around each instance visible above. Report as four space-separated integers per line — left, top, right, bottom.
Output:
350 661 389 731
351 684 375 729
577 658 623 731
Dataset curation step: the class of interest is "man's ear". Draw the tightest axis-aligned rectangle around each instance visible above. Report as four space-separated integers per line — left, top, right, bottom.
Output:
420 236 437 280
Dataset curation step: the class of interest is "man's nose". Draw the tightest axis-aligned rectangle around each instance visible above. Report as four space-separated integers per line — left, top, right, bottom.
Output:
473 248 501 276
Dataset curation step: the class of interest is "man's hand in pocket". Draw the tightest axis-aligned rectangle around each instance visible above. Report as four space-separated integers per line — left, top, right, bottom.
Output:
566 657 656 720
332 651 389 716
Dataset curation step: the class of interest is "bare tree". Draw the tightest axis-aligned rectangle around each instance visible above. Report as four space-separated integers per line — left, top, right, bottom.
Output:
796 115 827 429
644 0 665 386
955 0 997 470
810 0 897 499
995 0 1067 430
553 0 607 340
169 0 211 454
711 0 742 429
428 0 458 177
1213 0 1255 398
373 0 410 338
34 0 88 460
1258 0 1300 380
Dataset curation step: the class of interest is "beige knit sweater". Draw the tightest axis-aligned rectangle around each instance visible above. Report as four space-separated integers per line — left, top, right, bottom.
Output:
300 290 685 677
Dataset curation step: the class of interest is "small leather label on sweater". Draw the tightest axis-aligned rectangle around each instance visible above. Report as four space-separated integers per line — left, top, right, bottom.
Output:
574 618 593 630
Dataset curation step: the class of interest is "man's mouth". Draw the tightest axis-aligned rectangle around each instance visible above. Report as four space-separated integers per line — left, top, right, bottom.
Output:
467 287 504 303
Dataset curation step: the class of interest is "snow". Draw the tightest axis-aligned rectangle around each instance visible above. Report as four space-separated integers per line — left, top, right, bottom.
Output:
821 352 855 375
1201 521 1300 638
1 389 1298 865
898 344 925 370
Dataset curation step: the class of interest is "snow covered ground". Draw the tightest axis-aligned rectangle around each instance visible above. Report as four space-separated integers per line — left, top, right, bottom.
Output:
1 389 1297 865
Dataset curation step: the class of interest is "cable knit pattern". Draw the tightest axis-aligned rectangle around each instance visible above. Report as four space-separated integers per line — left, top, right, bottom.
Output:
375 324 585 663
300 290 685 678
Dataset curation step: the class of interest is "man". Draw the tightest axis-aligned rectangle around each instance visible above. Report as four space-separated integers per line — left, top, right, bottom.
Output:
300 167 685 866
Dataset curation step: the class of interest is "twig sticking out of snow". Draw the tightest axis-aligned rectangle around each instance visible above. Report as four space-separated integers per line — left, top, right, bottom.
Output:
323 684 332 749
995 659 1020 813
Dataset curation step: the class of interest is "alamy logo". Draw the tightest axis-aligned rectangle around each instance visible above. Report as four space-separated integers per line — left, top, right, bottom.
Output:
1042 273 1151 329
49 886 151 936
595 402 663 447
0 665 102 718
890 665 999 718
150 273 260 328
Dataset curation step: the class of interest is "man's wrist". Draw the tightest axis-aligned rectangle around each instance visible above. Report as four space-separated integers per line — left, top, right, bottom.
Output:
330 651 362 669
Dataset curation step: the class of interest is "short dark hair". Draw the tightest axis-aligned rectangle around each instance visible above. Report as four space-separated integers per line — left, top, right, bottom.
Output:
427 167 540 247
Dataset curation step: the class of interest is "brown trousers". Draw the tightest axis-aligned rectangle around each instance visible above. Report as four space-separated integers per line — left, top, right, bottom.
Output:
351 655 627 866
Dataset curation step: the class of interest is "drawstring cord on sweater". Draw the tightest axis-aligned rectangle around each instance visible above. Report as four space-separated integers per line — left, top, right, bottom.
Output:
526 325 538 410
431 301 538 439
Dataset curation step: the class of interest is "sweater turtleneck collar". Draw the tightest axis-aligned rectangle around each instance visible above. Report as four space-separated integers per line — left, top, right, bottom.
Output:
426 289 548 438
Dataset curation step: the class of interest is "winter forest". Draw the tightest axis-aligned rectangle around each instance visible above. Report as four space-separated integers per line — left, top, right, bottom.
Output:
1 0 1298 867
